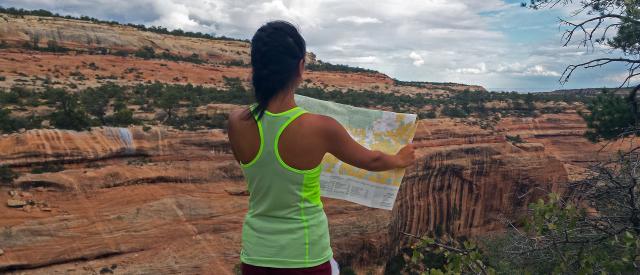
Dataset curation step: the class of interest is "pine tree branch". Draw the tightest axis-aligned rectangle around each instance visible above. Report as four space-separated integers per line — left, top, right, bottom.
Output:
561 58 640 84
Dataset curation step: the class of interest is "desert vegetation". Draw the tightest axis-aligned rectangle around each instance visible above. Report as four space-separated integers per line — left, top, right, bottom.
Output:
0 78 254 132
1 79 595 134
306 60 379 74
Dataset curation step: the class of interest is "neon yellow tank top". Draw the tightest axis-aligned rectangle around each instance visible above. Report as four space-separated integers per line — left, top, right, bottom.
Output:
239 106 333 268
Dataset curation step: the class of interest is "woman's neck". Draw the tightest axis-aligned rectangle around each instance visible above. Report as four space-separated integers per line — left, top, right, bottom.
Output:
266 90 297 113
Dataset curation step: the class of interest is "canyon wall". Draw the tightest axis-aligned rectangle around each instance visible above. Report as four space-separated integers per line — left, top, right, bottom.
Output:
0 113 600 274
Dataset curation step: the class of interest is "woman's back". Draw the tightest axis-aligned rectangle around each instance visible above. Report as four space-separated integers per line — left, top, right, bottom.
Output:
229 107 329 172
232 106 331 268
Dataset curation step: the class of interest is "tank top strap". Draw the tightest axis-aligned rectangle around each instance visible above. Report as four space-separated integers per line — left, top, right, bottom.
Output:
261 107 307 134
257 106 307 155
274 107 307 134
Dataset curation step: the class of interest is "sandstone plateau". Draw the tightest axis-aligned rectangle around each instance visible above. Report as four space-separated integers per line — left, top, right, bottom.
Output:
0 11 623 275
0 13 484 96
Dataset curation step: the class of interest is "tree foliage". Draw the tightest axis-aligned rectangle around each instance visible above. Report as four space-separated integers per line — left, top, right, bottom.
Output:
0 108 23 133
306 60 378 74
482 148 640 274
80 87 111 124
0 165 18 185
401 233 495 275
581 91 636 141
524 0 640 141
45 88 91 131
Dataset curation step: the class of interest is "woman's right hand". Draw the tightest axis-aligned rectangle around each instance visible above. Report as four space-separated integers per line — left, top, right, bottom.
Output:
394 144 415 168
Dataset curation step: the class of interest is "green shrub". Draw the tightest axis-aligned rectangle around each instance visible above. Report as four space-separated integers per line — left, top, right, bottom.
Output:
306 60 377 74
0 165 19 185
403 235 494 274
114 50 129 57
0 108 25 133
441 105 468 118
133 47 203 63
105 108 139 127
80 88 110 123
44 88 92 130
134 46 156 59
45 39 68 52
0 91 20 105
50 109 91 130
127 157 150 166
580 92 635 142
31 162 64 174
419 111 437 119
506 134 524 144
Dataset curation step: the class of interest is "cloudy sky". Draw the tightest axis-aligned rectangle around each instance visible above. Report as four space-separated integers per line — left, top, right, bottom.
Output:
1 0 637 91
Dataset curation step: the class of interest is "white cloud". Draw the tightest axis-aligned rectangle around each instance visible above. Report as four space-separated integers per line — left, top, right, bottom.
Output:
522 65 561 77
455 63 487 74
496 63 559 76
496 63 526 73
337 16 381 25
603 72 640 85
409 52 425 67
327 56 381 64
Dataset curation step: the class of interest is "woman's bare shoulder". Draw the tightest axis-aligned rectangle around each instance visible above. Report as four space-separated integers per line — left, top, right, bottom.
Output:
228 107 253 125
299 113 341 133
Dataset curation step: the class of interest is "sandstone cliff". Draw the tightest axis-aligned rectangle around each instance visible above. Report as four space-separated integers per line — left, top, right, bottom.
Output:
1 114 615 273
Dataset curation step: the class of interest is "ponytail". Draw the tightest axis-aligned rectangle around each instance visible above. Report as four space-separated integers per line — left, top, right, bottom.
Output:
249 21 306 120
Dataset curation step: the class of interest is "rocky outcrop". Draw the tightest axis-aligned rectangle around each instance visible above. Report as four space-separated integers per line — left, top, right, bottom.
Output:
0 14 251 64
0 127 230 168
388 119 569 255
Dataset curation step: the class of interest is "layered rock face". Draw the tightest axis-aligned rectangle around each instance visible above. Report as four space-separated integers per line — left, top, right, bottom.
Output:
0 127 393 274
1 127 246 274
0 114 596 274
0 14 252 64
393 143 566 240
389 118 569 253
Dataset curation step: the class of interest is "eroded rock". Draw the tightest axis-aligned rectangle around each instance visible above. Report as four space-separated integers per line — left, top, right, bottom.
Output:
7 199 27 208
225 188 249 196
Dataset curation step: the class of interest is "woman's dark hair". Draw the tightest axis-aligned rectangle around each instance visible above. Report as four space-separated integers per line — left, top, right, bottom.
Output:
250 20 306 120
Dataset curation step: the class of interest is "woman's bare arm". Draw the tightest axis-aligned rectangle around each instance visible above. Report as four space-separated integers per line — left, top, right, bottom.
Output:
318 115 415 171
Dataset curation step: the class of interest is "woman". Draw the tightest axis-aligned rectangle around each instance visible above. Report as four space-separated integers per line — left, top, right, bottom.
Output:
228 21 415 275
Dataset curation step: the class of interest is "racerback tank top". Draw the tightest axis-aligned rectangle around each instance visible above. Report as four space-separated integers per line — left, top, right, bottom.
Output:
239 106 333 268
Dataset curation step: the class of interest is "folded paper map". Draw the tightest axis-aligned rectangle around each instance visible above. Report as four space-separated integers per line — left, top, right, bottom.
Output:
295 95 418 210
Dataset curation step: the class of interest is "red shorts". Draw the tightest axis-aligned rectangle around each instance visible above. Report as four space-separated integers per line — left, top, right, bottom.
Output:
241 261 331 275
